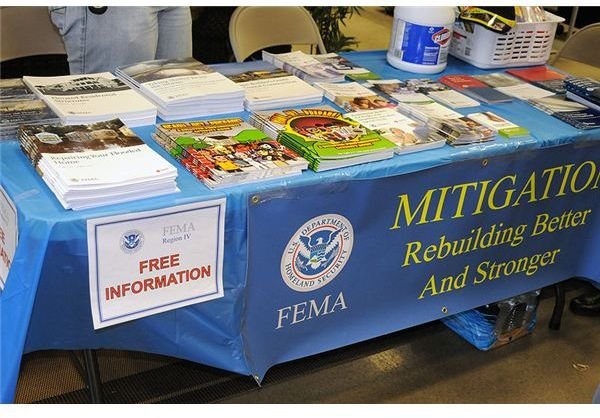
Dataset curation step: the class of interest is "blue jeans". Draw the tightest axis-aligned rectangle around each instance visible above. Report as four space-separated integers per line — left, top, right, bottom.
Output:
49 6 192 74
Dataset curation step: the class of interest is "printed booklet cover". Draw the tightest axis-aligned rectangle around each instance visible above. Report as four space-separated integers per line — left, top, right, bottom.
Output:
18 118 178 209
154 117 308 188
344 108 445 154
275 107 397 170
263 50 346 83
213 61 323 111
23 73 157 126
314 81 396 112
0 98 59 139
312 53 380 81
0 78 35 99
116 58 244 104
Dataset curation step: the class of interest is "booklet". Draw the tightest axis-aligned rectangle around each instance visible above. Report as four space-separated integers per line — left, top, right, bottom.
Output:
23 73 157 127
155 117 308 188
468 112 529 137
275 107 397 171
344 108 445 154
314 81 396 112
0 98 60 139
18 118 178 209
312 53 380 81
495 83 555 100
473 73 522 88
529 95 600 130
0 78 35 100
116 58 244 119
439 75 513 104
428 116 496 146
214 61 323 111
506 66 567 94
262 50 346 83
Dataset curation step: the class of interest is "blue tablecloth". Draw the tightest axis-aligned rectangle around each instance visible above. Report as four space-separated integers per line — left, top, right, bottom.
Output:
1 51 599 403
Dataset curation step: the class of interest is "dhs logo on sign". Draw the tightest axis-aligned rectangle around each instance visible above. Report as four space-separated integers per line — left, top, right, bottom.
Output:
432 28 451 46
281 214 353 292
120 230 144 254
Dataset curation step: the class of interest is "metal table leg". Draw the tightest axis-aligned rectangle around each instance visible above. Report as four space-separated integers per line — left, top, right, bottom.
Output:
82 349 104 403
549 282 565 331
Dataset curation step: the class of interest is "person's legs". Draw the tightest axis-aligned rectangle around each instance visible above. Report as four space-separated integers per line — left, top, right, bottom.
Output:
570 282 600 317
50 6 160 74
155 6 192 60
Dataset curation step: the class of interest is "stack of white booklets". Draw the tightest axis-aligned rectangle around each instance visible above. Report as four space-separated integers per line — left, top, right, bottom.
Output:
212 61 323 111
116 58 245 120
262 50 346 83
18 118 178 210
23 73 156 127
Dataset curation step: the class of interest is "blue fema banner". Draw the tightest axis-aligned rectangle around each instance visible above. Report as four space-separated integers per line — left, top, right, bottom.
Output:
243 142 600 380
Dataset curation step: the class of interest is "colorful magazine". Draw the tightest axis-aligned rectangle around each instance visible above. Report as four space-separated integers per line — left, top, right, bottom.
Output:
275 107 397 171
154 118 308 187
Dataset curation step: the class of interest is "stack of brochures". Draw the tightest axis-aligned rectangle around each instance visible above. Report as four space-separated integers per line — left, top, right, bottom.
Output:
23 73 157 127
251 106 396 171
427 116 496 146
264 50 381 83
153 118 308 188
311 53 380 81
314 81 396 112
564 77 600 112
344 108 445 154
116 58 245 120
0 78 60 139
471 73 555 101
18 118 178 210
467 112 529 138
365 78 479 108
262 50 346 83
529 94 600 130
213 61 323 111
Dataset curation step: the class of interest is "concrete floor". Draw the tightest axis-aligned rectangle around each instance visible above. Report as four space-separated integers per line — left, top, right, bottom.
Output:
222 285 600 404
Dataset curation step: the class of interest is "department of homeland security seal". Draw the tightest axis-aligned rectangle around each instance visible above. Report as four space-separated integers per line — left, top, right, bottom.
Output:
281 214 354 292
120 229 144 254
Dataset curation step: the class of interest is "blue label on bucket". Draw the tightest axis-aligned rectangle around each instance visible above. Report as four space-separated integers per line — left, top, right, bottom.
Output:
399 22 451 65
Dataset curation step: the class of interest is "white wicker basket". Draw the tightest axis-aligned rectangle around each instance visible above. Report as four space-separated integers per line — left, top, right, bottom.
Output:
449 11 565 69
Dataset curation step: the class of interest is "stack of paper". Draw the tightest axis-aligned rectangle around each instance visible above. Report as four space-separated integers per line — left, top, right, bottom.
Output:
427 116 496 146
252 106 396 171
249 105 339 139
213 61 323 111
529 95 600 130
263 50 346 83
365 78 479 108
116 58 245 120
472 73 555 101
153 118 308 188
1 78 59 139
314 81 396 112
18 118 178 210
344 108 445 154
0 78 36 100
467 112 529 137
23 73 156 127
564 77 600 112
